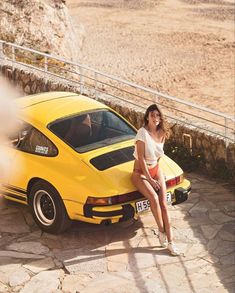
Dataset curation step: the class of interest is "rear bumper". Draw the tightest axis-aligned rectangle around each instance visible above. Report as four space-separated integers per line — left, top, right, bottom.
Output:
83 184 191 223
172 185 191 205
83 202 136 223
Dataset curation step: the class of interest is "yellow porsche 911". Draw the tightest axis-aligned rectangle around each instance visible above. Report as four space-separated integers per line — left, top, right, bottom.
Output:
1 92 191 234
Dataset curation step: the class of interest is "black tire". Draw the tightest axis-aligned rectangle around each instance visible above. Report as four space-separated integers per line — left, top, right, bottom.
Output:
29 180 72 234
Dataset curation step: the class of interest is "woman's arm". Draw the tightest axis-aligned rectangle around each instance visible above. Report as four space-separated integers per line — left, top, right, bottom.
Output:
136 140 161 190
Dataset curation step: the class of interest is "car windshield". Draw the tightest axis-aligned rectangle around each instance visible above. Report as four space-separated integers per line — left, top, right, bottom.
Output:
49 109 136 153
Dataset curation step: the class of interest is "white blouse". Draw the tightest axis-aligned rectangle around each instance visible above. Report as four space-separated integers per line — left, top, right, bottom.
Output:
133 127 164 164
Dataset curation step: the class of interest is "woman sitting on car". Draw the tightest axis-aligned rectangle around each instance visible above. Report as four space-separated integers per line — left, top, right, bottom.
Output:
131 104 180 256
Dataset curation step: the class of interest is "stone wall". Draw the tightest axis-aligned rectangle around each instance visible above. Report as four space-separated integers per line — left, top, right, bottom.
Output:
1 63 234 182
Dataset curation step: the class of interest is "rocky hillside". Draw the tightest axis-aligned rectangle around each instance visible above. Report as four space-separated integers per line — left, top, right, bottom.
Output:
0 0 80 61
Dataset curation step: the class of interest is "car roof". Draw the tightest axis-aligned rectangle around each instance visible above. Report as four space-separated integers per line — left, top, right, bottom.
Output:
16 92 109 125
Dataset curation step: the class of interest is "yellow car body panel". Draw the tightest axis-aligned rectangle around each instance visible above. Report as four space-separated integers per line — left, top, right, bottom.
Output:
1 92 191 232
17 92 108 126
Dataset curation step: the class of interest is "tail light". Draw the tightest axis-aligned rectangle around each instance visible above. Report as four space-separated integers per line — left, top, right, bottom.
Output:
86 191 143 206
166 175 183 188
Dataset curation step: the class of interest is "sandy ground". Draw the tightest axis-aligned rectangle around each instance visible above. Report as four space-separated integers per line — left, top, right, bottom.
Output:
66 0 235 117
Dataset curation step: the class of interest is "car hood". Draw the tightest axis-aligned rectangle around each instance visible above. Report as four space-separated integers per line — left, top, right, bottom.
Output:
80 143 183 195
160 156 183 180
81 144 135 195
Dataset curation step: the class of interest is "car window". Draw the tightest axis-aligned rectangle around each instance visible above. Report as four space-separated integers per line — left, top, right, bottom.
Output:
13 122 58 157
102 111 133 133
49 109 136 153
8 120 25 148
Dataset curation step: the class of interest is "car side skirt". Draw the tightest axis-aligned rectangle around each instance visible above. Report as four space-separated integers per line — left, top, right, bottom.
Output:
1 184 28 204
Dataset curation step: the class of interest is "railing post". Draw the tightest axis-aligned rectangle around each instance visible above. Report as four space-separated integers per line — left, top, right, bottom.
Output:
224 117 228 146
234 121 235 144
44 56 48 72
234 120 235 143
0 41 3 60
12 45 15 72
95 72 98 99
43 56 49 91
80 66 84 94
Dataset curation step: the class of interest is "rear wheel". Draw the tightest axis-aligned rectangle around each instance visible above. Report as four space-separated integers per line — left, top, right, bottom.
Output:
29 181 71 234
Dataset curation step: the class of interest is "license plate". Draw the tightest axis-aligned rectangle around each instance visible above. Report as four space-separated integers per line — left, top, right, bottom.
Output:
136 192 172 213
166 192 172 204
135 199 150 213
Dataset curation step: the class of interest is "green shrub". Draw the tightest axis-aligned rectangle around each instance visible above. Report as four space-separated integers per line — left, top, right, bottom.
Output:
212 158 235 182
164 143 204 172
165 143 234 183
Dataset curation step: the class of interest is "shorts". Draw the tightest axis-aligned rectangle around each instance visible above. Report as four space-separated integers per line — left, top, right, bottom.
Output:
148 164 159 178
133 164 159 179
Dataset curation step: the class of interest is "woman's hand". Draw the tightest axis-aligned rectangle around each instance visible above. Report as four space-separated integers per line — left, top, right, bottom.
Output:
149 178 161 190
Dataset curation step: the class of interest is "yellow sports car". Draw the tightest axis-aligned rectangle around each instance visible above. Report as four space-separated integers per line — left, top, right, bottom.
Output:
1 92 191 233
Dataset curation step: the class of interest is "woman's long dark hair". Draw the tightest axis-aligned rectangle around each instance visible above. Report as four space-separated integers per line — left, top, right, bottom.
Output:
144 104 168 136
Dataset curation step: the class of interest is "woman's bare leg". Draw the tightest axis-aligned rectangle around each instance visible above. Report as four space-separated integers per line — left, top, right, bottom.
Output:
131 173 164 232
155 168 173 242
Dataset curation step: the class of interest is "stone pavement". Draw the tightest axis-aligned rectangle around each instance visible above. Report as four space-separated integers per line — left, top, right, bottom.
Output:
0 173 234 293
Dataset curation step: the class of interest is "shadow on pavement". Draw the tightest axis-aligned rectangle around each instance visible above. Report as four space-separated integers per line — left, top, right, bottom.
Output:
0 173 234 292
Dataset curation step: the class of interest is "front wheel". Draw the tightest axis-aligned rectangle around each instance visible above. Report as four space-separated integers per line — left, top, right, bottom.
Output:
29 181 71 234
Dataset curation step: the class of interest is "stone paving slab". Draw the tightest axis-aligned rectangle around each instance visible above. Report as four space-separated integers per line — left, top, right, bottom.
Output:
54 248 107 274
0 173 234 293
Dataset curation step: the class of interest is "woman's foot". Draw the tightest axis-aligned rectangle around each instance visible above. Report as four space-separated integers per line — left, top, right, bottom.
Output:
159 231 167 248
167 242 181 256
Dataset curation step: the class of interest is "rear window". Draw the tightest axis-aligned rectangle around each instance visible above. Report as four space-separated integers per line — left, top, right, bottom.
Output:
48 109 136 153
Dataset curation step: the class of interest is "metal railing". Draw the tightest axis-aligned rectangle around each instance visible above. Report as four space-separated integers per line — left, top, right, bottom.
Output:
0 40 234 144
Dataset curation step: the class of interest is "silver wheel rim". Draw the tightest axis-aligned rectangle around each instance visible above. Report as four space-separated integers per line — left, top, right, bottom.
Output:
33 189 56 226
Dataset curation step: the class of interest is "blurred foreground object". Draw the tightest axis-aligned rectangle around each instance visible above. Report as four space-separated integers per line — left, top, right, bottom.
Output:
0 77 20 184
